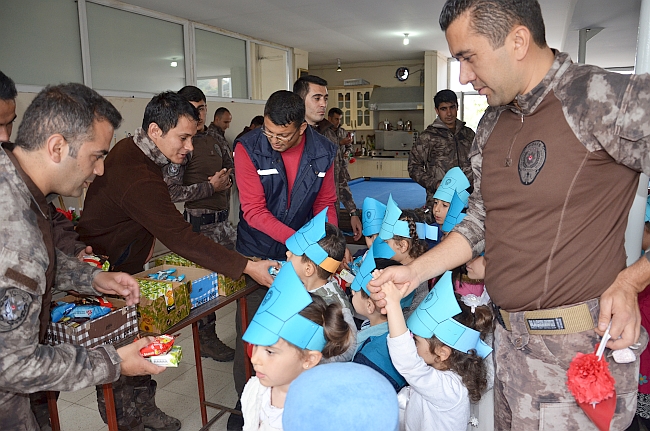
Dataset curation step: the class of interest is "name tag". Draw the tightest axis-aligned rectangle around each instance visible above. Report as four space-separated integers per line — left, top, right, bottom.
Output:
257 169 279 176
317 172 326 178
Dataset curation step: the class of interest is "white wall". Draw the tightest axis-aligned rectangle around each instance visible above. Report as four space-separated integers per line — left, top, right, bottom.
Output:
309 59 425 88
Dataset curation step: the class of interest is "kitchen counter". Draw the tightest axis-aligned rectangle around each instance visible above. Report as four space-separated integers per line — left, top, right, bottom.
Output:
348 157 409 178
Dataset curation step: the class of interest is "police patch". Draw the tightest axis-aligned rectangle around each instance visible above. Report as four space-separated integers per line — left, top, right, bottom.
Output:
518 140 546 185
0 288 32 332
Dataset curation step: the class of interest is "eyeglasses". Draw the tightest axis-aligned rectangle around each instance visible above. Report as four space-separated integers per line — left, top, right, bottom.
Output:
261 126 300 144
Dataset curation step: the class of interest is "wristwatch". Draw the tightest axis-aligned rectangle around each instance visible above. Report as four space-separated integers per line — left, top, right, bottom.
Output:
349 209 361 217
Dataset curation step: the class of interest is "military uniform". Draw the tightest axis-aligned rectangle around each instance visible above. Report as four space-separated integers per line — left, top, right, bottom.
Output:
315 120 358 216
408 117 475 204
453 51 650 430
0 144 121 431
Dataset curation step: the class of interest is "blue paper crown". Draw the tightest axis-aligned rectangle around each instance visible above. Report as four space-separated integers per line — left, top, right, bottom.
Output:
645 195 650 223
351 239 395 294
243 262 327 351
286 208 340 273
362 198 387 237
441 191 467 232
433 167 470 204
406 271 492 358
378 195 438 241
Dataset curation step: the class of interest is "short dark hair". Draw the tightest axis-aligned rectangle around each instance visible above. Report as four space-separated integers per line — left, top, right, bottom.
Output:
439 0 547 49
0 71 17 101
434 90 458 109
293 75 328 99
15 83 122 157
263 90 305 127
328 107 343 118
301 223 347 279
142 91 199 135
250 115 264 127
178 86 206 103
213 107 230 120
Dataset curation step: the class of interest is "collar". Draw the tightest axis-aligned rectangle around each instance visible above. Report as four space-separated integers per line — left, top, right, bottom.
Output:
314 119 334 135
132 127 169 167
2 143 49 219
432 117 465 134
209 123 225 137
511 50 572 115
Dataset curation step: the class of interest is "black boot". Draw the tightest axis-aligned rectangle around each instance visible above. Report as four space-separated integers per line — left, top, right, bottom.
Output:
134 380 181 431
226 401 244 431
199 322 235 362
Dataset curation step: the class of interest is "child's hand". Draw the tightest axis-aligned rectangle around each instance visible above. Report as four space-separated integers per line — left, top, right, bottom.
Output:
381 280 402 309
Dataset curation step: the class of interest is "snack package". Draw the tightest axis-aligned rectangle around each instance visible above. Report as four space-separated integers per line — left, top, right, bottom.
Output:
82 254 111 271
147 345 182 367
268 260 287 277
139 334 175 358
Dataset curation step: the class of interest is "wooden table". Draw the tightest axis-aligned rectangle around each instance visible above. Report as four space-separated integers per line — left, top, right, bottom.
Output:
47 280 259 431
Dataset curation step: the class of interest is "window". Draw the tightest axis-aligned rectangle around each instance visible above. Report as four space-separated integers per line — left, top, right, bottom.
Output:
195 29 248 99
0 0 83 86
449 60 488 131
86 2 185 93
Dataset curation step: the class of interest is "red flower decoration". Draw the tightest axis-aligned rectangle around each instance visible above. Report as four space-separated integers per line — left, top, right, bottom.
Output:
349 157 356 164
566 352 615 404
56 207 73 221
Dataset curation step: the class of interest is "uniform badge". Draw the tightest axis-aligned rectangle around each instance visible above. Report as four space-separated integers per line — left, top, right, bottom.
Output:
0 288 32 332
167 164 180 176
518 140 546 185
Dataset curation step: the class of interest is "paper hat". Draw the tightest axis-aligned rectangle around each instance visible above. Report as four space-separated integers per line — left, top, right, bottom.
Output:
362 198 387 237
283 363 399 431
645 195 650 223
351 239 395 294
433 167 470 204
286 208 341 274
406 271 492 358
441 191 467 232
379 195 438 241
416 222 439 241
243 262 327 351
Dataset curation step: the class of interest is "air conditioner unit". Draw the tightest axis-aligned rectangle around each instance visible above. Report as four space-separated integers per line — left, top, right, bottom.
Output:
343 78 370 86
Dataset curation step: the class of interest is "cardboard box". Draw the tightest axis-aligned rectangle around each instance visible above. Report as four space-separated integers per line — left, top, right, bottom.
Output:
134 265 191 334
153 254 247 297
46 296 138 348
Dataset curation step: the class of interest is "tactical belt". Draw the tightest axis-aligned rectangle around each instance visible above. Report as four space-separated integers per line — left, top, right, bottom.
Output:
184 209 229 232
496 298 597 335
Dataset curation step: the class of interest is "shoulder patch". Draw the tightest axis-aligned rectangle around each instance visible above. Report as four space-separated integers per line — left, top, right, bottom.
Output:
0 288 32 332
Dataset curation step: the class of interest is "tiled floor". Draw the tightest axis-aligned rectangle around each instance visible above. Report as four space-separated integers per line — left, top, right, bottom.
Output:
56 302 240 431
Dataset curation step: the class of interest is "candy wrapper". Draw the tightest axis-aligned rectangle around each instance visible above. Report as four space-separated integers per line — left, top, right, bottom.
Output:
147 345 182 367
139 334 176 358
82 254 111 271
268 261 286 277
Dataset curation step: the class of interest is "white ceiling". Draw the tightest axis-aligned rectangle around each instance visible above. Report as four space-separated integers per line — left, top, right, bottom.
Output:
121 0 641 69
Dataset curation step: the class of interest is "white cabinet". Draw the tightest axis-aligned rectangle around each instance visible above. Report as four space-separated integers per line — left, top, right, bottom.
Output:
347 158 408 178
330 86 376 130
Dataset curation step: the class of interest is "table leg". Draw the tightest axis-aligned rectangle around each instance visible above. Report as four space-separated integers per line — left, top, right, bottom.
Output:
46 391 60 431
102 384 119 431
240 296 252 380
192 321 208 426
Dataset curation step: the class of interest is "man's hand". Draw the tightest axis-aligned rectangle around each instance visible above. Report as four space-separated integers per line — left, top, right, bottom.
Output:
340 136 352 146
368 265 421 314
116 337 165 376
76 246 93 262
350 215 362 241
243 259 278 287
92 272 140 306
208 168 232 192
596 259 650 349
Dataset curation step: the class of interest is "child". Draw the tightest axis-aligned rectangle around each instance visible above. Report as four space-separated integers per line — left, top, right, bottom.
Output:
241 262 353 431
452 254 494 431
350 239 407 392
285 208 358 362
382 271 492 431
379 195 430 318
432 167 471 235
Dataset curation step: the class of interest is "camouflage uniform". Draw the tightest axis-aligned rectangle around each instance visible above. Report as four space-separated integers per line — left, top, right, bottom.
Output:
408 117 475 204
453 51 650 430
0 145 121 431
315 120 358 215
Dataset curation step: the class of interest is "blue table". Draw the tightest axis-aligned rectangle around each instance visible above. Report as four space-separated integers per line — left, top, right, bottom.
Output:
345 177 426 209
